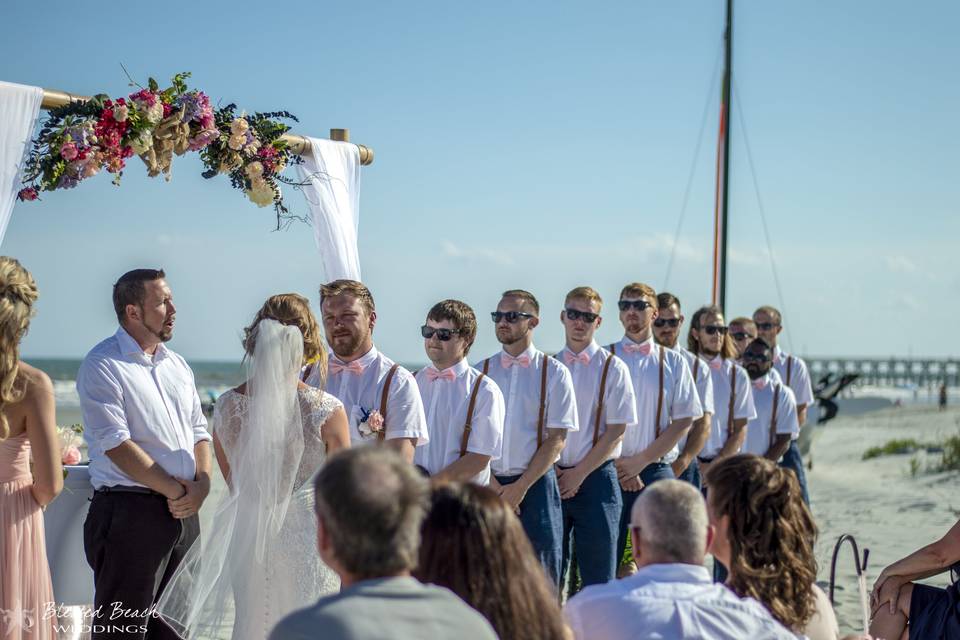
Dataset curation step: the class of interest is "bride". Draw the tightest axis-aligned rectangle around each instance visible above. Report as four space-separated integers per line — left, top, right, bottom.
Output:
157 294 350 639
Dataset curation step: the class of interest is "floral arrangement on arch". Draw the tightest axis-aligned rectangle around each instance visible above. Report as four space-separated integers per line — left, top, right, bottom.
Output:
17 72 304 226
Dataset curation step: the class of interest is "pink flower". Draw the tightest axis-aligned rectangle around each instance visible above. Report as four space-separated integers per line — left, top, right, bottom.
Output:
62 445 81 466
17 187 39 201
60 142 78 161
367 410 384 432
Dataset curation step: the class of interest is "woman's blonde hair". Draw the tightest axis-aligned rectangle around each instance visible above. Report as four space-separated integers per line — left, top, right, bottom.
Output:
705 454 818 632
0 257 39 440
243 294 326 386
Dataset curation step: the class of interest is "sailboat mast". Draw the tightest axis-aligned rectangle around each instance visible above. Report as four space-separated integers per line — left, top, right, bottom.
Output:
712 0 733 311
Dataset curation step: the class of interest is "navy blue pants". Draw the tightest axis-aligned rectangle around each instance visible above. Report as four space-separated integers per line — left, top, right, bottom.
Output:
495 467 563 587
779 440 810 505
676 458 702 490
617 462 676 562
560 460 622 588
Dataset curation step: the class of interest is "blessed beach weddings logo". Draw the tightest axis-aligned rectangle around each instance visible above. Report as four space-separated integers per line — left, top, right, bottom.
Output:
0 602 156 636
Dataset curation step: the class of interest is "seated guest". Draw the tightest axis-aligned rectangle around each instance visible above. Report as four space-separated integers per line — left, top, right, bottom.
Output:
269 447 497 640
416 482 570 640
705 455 839 640
870 517 960 640
564 479 797 639
413 300 505 484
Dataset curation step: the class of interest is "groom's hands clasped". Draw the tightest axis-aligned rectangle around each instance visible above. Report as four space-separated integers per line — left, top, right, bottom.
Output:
168 476 210 519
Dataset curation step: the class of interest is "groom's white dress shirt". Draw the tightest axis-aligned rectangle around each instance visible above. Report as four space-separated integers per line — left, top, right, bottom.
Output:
77 327 210 490
557 341 637 468
413 359 504 485
613 337 701 462
306 346 428 447
477 345 579 476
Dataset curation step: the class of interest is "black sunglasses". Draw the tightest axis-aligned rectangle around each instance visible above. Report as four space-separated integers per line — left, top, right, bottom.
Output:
618 300 653 312
701 325 728 336
730 331 753 341
756 322 779 331
491 311 535 324
564 308 599 323
741 351 770 363
653 318 680 328
421 325 461 341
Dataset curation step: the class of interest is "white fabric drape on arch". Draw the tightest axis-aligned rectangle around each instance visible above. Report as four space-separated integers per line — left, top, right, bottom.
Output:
296 138 362 282
0 81 43 247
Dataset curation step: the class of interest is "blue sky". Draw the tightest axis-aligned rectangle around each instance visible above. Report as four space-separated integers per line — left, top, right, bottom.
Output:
2 0 958 364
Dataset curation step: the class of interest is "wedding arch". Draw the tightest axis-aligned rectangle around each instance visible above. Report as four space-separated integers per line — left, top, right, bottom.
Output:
0 73 373 281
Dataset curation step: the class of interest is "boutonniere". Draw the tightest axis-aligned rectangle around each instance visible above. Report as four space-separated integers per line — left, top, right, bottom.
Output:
357 408 385 438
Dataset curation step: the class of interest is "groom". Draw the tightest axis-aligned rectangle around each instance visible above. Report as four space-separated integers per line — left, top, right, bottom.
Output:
78 269 212 640
306 279 428 462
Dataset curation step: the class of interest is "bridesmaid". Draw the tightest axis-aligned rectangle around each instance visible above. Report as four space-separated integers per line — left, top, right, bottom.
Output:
0 256 61 640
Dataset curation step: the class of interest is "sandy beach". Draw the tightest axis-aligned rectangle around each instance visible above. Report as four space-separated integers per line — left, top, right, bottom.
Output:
809 403 960 634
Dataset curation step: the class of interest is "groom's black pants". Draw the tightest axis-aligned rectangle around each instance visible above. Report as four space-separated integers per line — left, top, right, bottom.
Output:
84 488 200 640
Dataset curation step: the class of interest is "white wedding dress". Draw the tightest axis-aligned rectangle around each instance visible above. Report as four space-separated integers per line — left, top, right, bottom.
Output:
157 320 341 640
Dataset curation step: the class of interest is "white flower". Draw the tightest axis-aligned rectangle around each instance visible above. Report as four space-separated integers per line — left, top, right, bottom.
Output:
245 161 264 178
230 118 249 136
245 179 275 207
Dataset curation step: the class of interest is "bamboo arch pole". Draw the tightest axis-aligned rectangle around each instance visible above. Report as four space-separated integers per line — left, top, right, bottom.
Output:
40 88 374 165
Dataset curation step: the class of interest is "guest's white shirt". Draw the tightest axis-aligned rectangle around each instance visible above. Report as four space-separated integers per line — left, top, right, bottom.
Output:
77 327 210 490
565 563 799 640
477 345 578 476
773 347 814 438
742 373 800 458
306 346 428 446
557 341 637 468
413 359 505 485
613 337 702 463
701 356 757 458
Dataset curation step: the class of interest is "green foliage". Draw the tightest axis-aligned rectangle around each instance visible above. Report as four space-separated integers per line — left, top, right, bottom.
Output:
932 434 960 473
909 456 922 477
862 438 926 460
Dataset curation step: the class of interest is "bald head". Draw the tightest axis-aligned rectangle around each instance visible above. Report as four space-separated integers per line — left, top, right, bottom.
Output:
631 480 710 566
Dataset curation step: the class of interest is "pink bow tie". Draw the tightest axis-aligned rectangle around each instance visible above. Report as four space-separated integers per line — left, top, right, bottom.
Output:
624 342 652 356
330 360 365 376
501 353 531 369
709 358 723 371
564 351 591 366
752 378 766 390
426 368 457 382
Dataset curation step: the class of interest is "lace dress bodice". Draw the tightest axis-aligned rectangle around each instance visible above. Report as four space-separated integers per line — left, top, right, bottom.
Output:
213 386 343 490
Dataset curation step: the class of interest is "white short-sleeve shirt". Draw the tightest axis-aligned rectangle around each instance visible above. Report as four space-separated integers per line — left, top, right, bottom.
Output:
677 346 715 416
412 359 505 485
742 374 800 458
306 346 428 447
557 341 637 468
476 345 579 477
701 356 757 458
612 337 702 462
773 347 814 408
77 327 211 490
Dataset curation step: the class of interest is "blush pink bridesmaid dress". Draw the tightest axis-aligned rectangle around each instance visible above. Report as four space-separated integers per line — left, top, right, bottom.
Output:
0 433 55 639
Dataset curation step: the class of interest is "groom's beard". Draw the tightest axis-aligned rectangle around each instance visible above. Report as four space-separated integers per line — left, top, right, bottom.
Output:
330 331 365 359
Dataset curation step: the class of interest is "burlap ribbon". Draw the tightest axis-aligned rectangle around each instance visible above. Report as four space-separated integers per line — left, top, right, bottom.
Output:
138 107 191 179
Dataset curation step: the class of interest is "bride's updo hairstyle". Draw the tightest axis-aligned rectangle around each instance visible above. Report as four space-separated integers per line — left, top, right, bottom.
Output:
0 257 39 441
243 293 326 373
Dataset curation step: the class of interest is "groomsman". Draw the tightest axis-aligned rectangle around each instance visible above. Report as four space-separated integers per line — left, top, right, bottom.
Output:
728 316 758 359
610 283 701 574
739 338 800 460
653 293 714 489
754 305 814 503
480 290 579 586
309 280 428 462
556 287 637 588
413 300 505 485
687 305 756 481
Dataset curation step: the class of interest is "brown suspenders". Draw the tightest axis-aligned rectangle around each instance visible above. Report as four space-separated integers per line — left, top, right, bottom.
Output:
484 354 550 449
376 364 401 441
785 355 794 387
610 342 666 438
727 362 737 438
459 373 487 458
692 357 700 384
594 354 615 446
768 383 781 449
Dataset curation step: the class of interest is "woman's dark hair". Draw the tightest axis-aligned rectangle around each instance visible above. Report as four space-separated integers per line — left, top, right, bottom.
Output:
415 483 568 640
705 454 818 632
